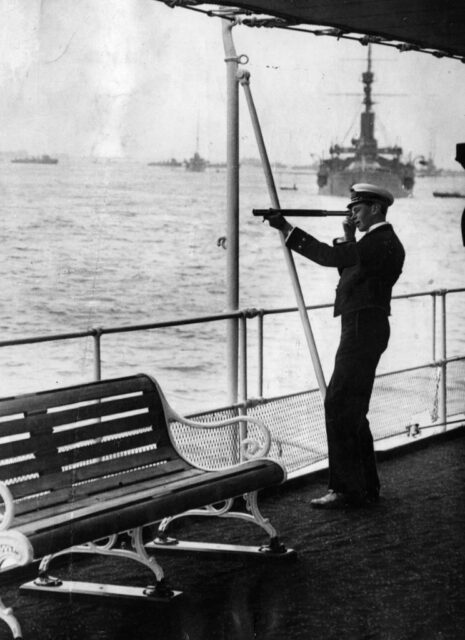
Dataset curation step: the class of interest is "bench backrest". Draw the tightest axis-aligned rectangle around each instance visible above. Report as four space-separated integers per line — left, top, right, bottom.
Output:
0 374 190 517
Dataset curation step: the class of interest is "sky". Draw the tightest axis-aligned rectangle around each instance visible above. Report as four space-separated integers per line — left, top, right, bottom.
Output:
1 0 465 167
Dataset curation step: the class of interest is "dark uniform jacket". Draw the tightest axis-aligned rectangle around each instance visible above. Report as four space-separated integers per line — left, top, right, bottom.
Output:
286 223 405 317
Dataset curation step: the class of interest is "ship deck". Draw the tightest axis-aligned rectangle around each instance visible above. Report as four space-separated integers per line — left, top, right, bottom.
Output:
2 428 464 640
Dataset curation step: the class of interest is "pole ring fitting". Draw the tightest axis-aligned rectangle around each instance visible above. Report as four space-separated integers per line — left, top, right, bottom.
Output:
224 54 249 65
237 69 251 84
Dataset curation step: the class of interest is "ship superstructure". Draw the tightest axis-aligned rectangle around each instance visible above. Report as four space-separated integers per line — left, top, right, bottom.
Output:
317 46 414 197
185 151 207 171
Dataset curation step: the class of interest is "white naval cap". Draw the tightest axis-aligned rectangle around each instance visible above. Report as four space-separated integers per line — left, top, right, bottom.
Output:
347 183 394 209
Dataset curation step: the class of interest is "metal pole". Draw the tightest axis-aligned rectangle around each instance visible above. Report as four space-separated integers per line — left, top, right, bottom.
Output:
238 70 327 397
257 311 264 397
431 293 437 361
239 315 248 404
440 291 447 430
222 19 240 405
239 314 248 458
93 329 102 381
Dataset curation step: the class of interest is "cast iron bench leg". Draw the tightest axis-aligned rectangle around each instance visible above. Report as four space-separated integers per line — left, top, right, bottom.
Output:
21 527 179 601
0 597 22 640
150 492 291 556
0 527 33 639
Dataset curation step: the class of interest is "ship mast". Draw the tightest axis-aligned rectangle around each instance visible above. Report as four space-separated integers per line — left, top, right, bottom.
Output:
358 44 377 160
329 44 402 160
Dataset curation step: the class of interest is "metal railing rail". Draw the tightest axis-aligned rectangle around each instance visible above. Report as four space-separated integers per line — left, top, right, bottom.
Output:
0 287 464 431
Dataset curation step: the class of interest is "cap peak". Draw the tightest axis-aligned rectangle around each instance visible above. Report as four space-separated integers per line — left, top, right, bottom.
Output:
348 183 394 209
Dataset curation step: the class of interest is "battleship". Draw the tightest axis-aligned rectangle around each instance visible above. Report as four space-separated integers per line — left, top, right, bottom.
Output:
185 128 208 171
185 150 207 171
317 45 414 197
11 154 58 165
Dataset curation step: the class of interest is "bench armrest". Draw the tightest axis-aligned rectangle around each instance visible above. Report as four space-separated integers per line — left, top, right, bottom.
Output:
0 530 34 572
169 414 271 460
0 481 15 531
0 482 34 572
147 374 272 460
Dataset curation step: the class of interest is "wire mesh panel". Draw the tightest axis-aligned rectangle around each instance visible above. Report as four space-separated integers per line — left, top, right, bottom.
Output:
247 391 326 473
173 360 464 477
170 408 242 469
369 366 441 440
170 391 326 474
447 359 465 419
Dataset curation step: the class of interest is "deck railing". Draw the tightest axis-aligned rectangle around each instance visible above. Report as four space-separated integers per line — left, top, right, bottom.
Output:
1 287 464 476
1 288 463 400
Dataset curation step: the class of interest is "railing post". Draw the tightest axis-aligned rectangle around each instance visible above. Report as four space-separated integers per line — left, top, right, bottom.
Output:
257 310 264 398
431 292 437 362
239 314 248 459
93 328 102 381
439 290 447 431
239 314 248 405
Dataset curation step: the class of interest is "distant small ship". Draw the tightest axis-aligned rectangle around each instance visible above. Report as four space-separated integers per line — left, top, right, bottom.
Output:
416 154 442 178
11 154 58 165
433 191 465 198
185 151 207 172
147 158 182 167
208 162 227 169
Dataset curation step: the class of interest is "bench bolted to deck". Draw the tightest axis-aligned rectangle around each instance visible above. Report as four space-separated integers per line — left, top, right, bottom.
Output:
0 373 291 639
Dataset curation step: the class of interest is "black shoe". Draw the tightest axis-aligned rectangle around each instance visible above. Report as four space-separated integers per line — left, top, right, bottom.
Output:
311 490 367 509
311 490 350 509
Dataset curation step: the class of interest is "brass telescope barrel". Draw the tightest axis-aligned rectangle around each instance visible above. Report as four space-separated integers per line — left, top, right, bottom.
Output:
253 208 348 217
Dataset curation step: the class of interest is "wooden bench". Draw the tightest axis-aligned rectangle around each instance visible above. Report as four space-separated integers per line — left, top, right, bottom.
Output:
0 373 290 639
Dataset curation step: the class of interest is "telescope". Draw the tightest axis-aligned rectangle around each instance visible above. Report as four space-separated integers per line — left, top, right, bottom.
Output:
253 208 348 218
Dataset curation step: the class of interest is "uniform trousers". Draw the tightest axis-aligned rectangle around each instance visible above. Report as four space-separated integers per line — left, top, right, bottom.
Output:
324 307 390 500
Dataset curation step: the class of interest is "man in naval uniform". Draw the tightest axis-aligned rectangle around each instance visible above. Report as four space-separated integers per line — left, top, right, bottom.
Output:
266 183 405 508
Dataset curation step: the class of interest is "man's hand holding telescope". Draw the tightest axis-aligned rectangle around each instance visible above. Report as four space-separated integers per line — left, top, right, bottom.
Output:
253 207 356 242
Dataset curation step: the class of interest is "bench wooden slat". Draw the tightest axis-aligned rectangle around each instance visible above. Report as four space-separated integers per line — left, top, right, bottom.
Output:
48 411 157 448
0 413 159 466
13 466 202 521
0 428 168 481
8 446 186 502
0 375 155 418
0 435 171 484
18 461 274 536
0 436 47 460
0 393 152 439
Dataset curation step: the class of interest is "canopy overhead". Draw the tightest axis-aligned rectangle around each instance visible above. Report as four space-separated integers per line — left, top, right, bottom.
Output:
164 1 465 61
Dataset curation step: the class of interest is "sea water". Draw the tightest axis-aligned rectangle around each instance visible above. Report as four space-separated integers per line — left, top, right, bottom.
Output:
0 159 464 412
